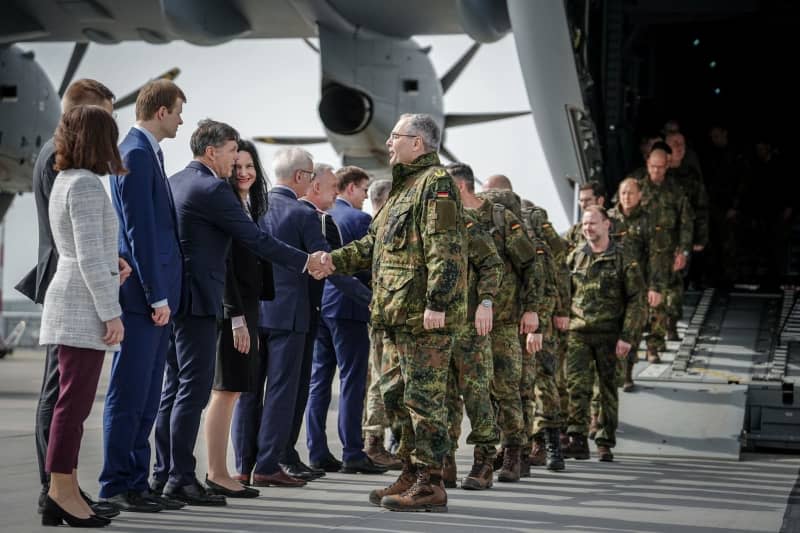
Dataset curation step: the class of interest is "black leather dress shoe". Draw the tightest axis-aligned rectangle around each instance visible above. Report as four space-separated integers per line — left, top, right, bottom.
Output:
142 490 186 510
205 476 260 498
280 461 324 481
103 491 163 513
310 455 343 473
164 479 226 506
80 490 121 519
340 455 389 474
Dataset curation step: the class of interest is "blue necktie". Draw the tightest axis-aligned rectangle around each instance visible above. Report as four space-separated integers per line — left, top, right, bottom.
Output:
156 148 166 177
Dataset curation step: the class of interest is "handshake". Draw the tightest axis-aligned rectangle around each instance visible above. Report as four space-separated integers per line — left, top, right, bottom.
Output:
308 251 336 280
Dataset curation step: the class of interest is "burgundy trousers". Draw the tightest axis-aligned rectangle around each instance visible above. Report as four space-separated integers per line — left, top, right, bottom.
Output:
45 345 104 475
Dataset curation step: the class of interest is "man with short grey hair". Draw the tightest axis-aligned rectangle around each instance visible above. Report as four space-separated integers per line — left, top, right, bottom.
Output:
398 113 441 153
273 147 315 183
368 179 392 213
153 123 333 502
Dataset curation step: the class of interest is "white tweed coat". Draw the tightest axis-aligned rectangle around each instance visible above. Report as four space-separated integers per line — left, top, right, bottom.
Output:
39 168 122 351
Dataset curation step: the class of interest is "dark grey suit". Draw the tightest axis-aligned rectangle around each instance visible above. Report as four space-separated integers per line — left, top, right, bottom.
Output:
13 139 61 488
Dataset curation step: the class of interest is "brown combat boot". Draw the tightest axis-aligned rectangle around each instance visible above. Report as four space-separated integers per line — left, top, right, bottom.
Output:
441 453 457 488
365 434 403 470
461 448 493 490
588 414 599 440
380 466 448 512
563 434 590 460
492 447 504 471
368 462 416 506
667 319 680 341
530 436 546 467
497 446 521 482
597 445 614 462
647 346 661 364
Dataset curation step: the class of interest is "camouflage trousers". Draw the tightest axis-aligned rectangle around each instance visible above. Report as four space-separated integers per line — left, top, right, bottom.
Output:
566 332 620 448
646 269 683 351
362 327 390 437
380 327 453 469
491 323 525 446
554 329 569 424
446 326 499 458
520 335 562 453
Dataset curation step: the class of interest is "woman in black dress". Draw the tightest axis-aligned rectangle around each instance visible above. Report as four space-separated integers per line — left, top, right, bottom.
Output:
203 140 272 497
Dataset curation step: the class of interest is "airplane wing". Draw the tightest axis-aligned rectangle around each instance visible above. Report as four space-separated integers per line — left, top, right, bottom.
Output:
3 0 466 45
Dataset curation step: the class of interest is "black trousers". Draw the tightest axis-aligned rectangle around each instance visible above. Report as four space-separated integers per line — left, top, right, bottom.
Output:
35 343 61 487
282 311 320 465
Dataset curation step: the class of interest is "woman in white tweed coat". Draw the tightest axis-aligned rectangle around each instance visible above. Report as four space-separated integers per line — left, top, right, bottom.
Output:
38 105 129 528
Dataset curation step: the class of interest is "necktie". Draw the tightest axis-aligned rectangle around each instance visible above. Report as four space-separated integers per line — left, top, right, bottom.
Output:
156 148 166 177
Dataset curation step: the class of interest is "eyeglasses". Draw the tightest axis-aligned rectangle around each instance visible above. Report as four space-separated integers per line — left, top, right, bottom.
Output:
298 169 314 179
389 132 418 141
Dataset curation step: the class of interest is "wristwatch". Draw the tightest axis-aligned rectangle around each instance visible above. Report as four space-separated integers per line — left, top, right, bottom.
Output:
480 299 492 309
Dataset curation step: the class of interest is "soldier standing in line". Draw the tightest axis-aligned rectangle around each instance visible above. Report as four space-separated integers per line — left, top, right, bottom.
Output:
666 132 709 325
563 206 646 462
639 146 694 363
442 207 503 490
565 182 606 248
330 114 467 512
359 179 403 469
608 177 667 391
448 167 540 484
481 177 566 473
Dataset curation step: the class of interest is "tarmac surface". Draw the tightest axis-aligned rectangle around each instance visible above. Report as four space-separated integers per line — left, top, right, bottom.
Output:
1 347 798 533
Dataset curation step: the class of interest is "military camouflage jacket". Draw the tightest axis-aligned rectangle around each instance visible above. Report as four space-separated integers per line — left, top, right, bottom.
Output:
608 204 668 293
567 240 646 344
638 174 694 257
469 198 538 325
564 221 584 251
464 210 503 320
330 152 467 332
668 162 710 247
521 203 570 318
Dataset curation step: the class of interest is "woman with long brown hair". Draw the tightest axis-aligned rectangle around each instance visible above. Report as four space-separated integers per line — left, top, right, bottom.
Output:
38 105 128 527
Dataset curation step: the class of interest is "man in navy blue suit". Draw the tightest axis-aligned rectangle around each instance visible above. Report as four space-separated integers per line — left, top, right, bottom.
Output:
152 123 333 503
100 80 187 513
306 166 387 474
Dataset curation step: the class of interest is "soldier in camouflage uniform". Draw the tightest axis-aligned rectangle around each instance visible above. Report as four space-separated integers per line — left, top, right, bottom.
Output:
666 132 709 326
563 206 646 462
638 147 694 363
482 177 567 473
450 168 540 484
608 177 668 391
442 209 503 490
330 114 467 512
361 179 402 469
564 182 607 249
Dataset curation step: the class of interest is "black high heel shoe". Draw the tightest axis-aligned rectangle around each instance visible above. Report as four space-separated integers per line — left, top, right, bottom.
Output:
41 496 109 528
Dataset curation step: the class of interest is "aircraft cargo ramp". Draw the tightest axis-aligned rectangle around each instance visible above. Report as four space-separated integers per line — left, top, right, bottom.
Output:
618 289 797 460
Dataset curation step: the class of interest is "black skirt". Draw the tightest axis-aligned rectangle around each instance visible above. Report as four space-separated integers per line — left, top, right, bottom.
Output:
213 305 260 392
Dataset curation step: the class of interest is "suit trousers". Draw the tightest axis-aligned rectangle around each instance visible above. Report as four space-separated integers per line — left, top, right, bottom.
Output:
253 329 305 475
282 314 319 465
35 343 60 486
99 312 172 497
46 345 105 474
231 330 270 475
153 314 217 487
306 317 370 463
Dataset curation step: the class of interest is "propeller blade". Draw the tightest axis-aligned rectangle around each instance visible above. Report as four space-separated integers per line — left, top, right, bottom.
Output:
440 42 481 94
252 135 328 145
445 111 530 128
113 67 181 109
439 145 460 163
58 42 89 98
302 38 320 54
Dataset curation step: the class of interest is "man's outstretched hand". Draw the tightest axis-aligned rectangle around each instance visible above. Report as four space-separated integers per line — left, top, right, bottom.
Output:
308 251 335 280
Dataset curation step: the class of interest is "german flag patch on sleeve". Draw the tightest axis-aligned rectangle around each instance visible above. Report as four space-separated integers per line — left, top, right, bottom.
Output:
510 222 521 231
436 191 450 198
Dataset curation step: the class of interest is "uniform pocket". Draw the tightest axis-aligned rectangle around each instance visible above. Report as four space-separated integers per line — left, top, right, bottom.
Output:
383 207 411 250
376 266 416 326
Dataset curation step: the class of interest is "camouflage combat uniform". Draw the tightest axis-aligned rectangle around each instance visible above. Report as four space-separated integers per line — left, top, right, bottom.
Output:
468 197 539 448
331 152 467 470
518 203 564 438
638 175 693 353
363 326 391 436
608 203 668 362
446 211 503 458
566 241 646 448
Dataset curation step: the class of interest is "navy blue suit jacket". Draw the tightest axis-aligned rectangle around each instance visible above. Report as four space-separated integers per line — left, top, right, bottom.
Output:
170 163 308 318
321 198 372 322
110 128 182 315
